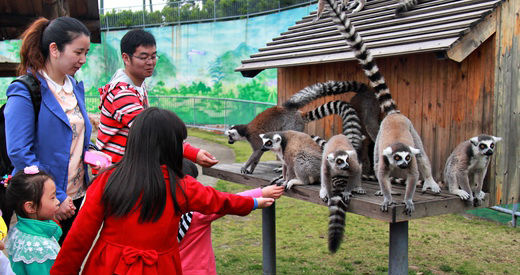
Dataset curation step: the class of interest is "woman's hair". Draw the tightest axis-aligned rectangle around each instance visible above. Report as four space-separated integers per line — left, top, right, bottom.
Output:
5 170 53 218
18 16 90 76
102 107 188 223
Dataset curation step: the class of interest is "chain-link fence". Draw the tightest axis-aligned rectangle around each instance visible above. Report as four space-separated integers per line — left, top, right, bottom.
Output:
100 0 316 30
85 95 275 129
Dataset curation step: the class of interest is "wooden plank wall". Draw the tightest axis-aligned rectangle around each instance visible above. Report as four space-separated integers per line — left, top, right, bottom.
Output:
277 37 497 200
491 0 520 206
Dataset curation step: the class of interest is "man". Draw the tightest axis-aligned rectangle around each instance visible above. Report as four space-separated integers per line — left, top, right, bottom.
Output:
96 29 217 172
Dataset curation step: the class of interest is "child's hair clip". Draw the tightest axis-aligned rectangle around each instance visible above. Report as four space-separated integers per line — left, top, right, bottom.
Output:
24 165 39 175
1 174 11 188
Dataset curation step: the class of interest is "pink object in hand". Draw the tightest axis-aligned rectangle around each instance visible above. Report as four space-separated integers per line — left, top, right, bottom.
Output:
84 151 111 168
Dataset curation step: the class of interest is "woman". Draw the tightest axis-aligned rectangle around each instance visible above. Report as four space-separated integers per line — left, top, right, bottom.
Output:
4 16 107 243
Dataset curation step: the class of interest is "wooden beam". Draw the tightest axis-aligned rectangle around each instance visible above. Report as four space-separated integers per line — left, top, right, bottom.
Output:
446 11 497 62
0 62 19 77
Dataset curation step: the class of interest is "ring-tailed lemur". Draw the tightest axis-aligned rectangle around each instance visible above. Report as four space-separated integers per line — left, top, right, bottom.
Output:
395 0 420 16
316 0 420 21
226 81 370 174
326 0 440 215
320 134 363 253
444 135 501 206
260 130 322 190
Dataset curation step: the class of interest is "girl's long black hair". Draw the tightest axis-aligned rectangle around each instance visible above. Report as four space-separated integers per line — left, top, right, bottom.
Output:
102 107 187 223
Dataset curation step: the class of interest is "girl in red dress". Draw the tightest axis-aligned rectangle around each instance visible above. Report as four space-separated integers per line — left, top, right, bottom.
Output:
50 107 274 275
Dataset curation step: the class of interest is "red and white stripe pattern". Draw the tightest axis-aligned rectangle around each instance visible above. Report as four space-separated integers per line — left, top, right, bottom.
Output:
96 82 147 164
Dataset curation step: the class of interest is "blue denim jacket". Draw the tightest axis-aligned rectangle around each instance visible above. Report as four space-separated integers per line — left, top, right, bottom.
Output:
4 73 92 202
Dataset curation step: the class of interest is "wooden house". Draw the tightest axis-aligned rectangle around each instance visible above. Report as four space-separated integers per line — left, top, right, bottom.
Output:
236 0 519 206
0 0 100 77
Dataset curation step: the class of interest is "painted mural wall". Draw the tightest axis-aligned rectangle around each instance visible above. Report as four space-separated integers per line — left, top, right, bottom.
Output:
0 4 317 117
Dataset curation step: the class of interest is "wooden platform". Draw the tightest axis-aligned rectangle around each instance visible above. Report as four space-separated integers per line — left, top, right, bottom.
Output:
203 161 489 223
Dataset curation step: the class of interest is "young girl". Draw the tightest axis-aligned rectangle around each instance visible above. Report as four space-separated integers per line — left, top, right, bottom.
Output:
178 184 284 275
50 108 275 275
1 210 15 275
4 166 61 275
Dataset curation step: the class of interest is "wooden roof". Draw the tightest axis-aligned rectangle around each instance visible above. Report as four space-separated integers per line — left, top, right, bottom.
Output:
236 0 504 76
0 0 100 43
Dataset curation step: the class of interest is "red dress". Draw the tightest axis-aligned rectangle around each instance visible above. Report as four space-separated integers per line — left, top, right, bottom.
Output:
50 166 254 275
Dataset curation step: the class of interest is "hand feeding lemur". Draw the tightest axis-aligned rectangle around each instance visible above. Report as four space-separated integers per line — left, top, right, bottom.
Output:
444 135 501 206
316 0 421 20
225 81 370 174
325 0 440 215
260 130 323 190
320 134 362 253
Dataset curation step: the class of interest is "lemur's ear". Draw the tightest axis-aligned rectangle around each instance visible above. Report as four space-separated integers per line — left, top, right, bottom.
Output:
470 136 479 146
259 134 264 139
492 136 502 142
382 146 393 157
410 147 421 155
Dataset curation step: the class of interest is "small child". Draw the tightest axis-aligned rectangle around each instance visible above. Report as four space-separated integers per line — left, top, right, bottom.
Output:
4 166 61 275
1 210 15 275
178 184 284 275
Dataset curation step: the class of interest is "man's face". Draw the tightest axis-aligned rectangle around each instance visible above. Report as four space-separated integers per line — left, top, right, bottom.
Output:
123 45 157 82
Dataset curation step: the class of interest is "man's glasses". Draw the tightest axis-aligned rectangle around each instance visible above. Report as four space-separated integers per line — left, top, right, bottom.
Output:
130 54 159 61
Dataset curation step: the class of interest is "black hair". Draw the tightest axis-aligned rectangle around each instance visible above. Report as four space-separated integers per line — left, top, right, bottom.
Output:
5 170 53 218
120 29 156 56
18 16 90 76
102 107 187 223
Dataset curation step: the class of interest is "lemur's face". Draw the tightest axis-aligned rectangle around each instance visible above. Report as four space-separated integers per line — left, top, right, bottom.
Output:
383 145 420 169
327 150 355 171
470 135 502 156
224 126 245 144
260 133 282 152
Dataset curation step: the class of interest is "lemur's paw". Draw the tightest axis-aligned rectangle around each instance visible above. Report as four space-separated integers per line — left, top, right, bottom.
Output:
404 200 415 216
380 199 396 212
352 187 366 195
422 179 441 193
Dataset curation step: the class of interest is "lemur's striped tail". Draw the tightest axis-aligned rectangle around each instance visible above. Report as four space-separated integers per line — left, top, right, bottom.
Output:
362 174 407 185
283 81 370 110
311 135 327 150
395 0 419 16
304 100 364 152
325 0 398 116
328 176 350 253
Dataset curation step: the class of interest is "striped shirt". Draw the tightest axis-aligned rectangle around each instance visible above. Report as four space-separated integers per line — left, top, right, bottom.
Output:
96 82 147 164
96 79 200 168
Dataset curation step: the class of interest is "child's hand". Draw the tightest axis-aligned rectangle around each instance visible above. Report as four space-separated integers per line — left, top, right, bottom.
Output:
196 149 219 167
256 198 275 209
262 185 285 199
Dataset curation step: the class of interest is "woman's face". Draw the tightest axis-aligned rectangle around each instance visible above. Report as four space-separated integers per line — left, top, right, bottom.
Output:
54 34 90 76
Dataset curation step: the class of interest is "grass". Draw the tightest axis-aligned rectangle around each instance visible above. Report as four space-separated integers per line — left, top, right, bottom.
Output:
188 128 520 275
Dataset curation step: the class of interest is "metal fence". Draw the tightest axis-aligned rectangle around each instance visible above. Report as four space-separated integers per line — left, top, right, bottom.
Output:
100 0 316 30
85 95 275 130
